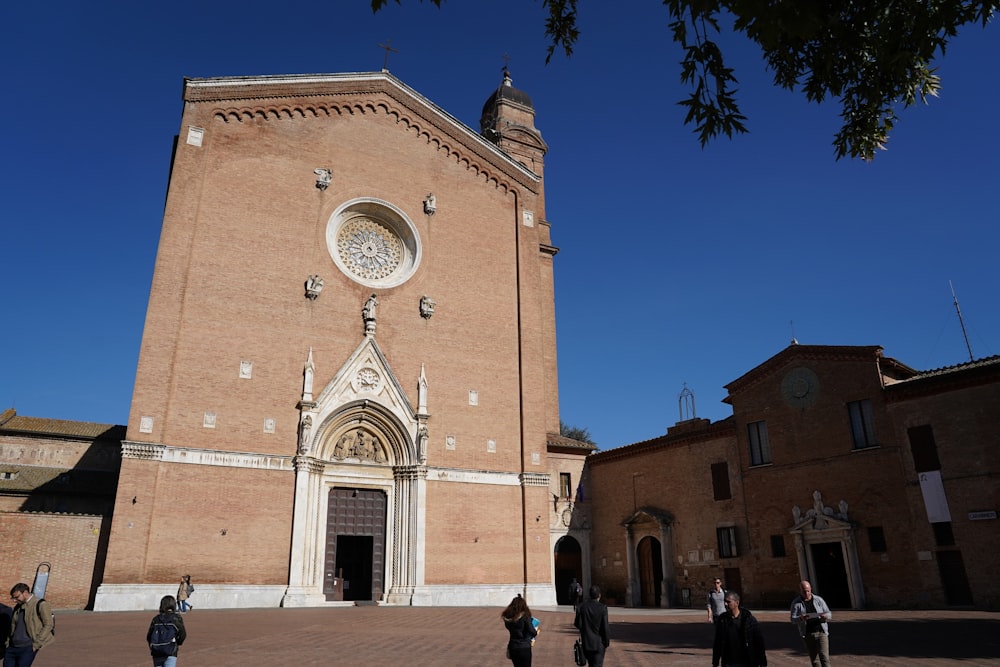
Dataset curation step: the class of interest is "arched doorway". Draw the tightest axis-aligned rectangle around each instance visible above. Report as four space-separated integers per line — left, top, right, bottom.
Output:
554 536 583 605
325 487 387 601
637 536 663 607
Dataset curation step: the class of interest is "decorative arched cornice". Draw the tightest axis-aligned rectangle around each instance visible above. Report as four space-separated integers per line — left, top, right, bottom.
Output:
189 72 539 194
623 507 675 528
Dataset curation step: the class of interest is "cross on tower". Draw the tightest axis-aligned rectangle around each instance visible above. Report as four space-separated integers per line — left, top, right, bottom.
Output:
378 39 399 72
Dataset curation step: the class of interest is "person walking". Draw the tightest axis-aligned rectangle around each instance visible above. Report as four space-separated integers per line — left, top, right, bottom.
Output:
568 578 583 612
712 591 767 667
501 594 537 667
5 583 54 667
790 580 832 666
146 595 186 667
574 585 610 667
176 576 193 613
707 577 727 624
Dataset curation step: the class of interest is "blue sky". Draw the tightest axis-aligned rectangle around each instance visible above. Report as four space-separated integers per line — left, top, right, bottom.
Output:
2 2 997 449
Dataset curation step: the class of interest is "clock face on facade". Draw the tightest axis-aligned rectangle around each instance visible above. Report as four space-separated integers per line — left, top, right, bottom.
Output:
781 367 820 408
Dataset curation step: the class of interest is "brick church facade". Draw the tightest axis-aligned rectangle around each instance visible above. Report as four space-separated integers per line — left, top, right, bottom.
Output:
88 70 585 610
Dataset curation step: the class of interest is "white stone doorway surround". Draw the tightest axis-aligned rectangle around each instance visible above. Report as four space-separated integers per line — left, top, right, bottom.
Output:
789 490 865 609
282 397 426 607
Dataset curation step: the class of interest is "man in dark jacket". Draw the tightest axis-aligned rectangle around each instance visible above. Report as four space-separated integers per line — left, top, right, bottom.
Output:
574 585 610 667
712 591 767 667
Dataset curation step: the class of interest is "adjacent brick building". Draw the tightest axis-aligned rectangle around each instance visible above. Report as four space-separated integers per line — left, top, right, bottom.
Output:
584 344 999 610
0 409 123 608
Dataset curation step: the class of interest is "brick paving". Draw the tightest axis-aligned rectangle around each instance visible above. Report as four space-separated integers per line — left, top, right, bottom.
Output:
34 605 1000 666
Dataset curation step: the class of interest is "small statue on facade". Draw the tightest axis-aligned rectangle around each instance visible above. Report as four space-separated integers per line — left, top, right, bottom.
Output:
305 274 324 300
298 414 313 455
423 193 436 215
363 293 378 335
314 168 332 191
417 425 429 464
419 295 436 319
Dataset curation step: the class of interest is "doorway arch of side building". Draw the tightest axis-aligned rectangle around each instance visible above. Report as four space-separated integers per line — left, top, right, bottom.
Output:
623 508 675 608
790 490 864 609
554 535 583 605
282 399 425 607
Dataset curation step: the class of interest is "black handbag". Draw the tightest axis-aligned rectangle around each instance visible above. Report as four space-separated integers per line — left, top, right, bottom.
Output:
573 639 586 666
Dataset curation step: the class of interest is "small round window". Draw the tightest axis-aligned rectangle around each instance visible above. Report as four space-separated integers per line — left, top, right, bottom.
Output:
326 198 421 288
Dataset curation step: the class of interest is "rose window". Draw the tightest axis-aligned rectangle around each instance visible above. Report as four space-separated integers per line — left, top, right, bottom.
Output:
337 217 403 281
326 199 421 289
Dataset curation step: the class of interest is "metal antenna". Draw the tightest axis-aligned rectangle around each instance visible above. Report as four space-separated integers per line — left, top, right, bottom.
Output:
950 280 974 362
378 39 399 72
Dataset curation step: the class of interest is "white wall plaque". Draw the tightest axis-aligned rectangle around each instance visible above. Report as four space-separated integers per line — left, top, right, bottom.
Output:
139 416 154 433
263 418 276 434
522 210 534 227
239 360 253 379
487 438 496 453
918 471 952 523
531 452 540 465
469 390 478 406
446 435 456 451
203 412 217 429
186 126 204 147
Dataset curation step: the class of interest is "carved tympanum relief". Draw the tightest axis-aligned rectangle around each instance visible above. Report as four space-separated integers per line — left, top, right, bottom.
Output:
332 428 388 463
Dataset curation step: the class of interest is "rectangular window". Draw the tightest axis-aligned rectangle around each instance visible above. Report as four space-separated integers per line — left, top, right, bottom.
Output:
770 535 786 558
908 424 942 472
848 399 877 449
559 472 572 499
932 521 955 546
717 526 738 558
711 462 732 501
868 526 887 553
747 421 771 465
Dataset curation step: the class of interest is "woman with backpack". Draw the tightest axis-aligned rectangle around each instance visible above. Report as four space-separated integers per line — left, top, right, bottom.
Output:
146 595 186 667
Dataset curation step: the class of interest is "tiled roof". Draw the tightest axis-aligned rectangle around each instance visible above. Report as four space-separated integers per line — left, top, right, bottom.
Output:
0 409 125 440
904 354 1000 381
546 433 598 453
0 465 119 496
588 416 735 464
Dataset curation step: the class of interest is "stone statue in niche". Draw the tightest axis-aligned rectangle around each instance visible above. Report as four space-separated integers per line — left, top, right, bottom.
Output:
363 293 378 335
417 425 429 464
305 274 324 300
298 415 313 455
420 295 436 319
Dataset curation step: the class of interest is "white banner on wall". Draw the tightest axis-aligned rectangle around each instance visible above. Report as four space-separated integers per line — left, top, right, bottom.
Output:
918 470 952 523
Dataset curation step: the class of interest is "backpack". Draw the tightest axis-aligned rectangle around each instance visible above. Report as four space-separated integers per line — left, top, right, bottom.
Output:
35 598 55 637
149 616 179 657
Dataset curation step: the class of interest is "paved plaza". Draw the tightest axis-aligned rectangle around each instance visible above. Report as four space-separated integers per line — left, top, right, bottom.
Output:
35 605 1000 666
